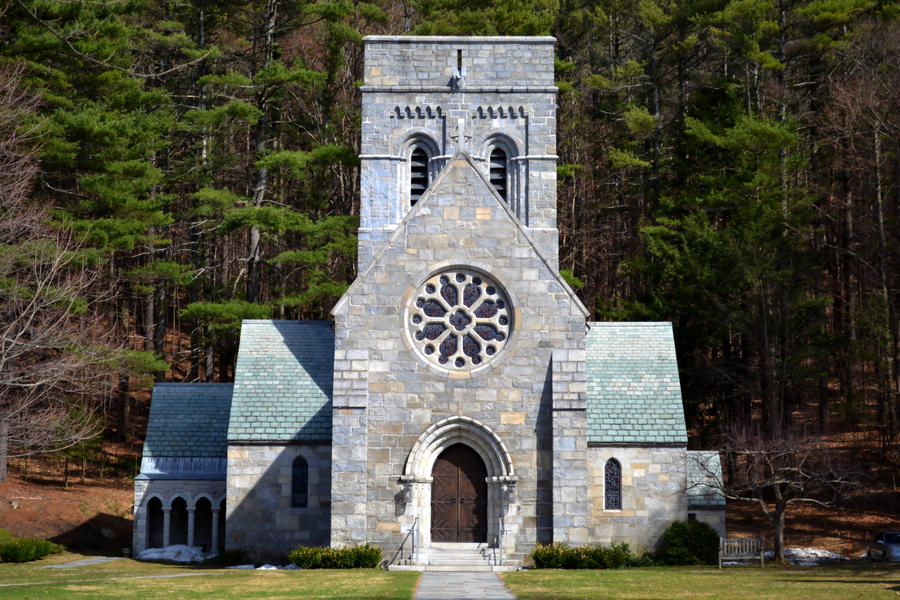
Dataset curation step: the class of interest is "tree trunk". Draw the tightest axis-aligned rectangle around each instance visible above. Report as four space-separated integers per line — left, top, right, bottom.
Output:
773 502 786 563
874 125 899 438
246 0 278 304
117 376 130 443
0 419 8 483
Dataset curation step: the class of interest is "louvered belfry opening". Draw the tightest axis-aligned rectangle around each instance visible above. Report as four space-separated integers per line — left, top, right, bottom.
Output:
489 147 508 201
410 147 429 205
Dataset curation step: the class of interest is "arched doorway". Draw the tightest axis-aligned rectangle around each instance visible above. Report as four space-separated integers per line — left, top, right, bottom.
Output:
194 497 213 551
430 443 487 543
146 497 164 548
170 497 188 546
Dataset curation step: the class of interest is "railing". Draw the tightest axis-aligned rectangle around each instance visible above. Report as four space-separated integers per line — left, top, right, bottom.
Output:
389 518 418 567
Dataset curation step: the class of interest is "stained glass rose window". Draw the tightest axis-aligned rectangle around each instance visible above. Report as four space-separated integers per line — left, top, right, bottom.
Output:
408 269 512 370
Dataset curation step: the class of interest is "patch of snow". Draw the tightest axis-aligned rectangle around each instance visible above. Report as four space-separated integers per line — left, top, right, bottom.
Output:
257 564 278 570
227 564 255 569
136 545 214 563
283 563 300 570
764 547 849 566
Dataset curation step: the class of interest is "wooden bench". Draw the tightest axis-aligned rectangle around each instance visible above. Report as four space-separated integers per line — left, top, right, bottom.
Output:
718 537 765 568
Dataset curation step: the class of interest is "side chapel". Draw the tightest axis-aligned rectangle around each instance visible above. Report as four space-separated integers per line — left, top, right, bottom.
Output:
132 36 725 568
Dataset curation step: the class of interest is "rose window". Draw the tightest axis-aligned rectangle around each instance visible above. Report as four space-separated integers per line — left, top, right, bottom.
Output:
408 270 512 370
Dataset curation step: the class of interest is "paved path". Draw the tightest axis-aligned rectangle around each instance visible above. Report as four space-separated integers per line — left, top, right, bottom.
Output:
40 556 123 569
414 571 516 600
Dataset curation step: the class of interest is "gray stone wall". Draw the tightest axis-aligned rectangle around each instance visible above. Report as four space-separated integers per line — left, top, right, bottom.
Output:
363 36 555 88
226 444 331 562
359 36 558 271
690 509 726 539
132 478 225 554
586 446 687 552
331 156 586 561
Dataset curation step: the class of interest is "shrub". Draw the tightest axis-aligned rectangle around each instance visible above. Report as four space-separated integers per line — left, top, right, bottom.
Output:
531 543 566 568
531 542 645 569
656 520 719 565
288 544 382 569
0 538 64 563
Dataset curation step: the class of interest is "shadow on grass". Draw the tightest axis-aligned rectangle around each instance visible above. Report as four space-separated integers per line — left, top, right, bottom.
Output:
50 513 131 556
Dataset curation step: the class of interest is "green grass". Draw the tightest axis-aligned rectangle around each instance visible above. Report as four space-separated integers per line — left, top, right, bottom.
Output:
503 564 900 599
0 552 419 599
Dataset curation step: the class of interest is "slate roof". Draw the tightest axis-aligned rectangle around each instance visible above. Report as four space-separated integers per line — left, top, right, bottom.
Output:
687 450 726 508
142 383 232 459
228 320 333 442
586 322 688 445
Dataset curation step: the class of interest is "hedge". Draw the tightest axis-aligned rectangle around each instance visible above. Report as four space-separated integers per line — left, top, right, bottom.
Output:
288 544 382 569
0 537 64 563
531 542 653 569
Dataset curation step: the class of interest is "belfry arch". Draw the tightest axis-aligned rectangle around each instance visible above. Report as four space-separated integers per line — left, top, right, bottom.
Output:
400 416 518 550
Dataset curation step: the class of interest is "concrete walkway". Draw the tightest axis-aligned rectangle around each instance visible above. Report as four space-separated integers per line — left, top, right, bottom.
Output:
40 556 123 569
414 571 516 600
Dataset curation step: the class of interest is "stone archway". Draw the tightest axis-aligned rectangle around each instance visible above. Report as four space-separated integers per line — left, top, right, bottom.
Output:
401 416 517 552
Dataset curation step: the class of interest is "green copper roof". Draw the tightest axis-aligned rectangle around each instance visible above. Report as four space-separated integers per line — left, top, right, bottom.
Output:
586 322 688 445
143 383 232 458
687 450 726 508
228 320 333 443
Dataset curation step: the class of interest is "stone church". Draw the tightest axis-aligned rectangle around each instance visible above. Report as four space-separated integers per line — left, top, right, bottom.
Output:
132 36 724 568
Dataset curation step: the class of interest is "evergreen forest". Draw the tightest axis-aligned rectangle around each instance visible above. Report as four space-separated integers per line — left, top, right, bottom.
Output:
0 0 898 481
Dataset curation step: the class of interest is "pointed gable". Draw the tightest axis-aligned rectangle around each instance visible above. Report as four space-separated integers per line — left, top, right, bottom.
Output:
334 152 587 319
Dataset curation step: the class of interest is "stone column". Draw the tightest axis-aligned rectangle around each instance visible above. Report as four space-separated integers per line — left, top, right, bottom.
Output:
162 508 171 547
187 508 196 547
329 342 369 547
551 349 588 545
211 509 220 553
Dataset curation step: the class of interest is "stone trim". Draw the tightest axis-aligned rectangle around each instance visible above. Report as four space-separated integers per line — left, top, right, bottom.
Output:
587 442 686 448
363 35 557 43
227 440 332 446
403 415 516 479
361 86 559 94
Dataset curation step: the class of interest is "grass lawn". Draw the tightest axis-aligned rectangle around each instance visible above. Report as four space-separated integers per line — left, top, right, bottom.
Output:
503 564 900 600
0 552 419 599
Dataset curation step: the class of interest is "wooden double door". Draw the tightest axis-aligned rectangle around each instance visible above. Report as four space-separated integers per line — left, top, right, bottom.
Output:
430 444 488 543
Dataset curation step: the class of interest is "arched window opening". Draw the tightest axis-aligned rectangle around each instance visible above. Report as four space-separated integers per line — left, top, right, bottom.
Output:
605 458 622 510
292 455 309 508
217 499 226 552
489 147 508 202
194 497 213 552
170 497 189 545
146 497 164 548
410 147 429 205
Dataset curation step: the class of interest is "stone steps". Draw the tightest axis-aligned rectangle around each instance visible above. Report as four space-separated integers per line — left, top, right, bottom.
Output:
388 542 519 572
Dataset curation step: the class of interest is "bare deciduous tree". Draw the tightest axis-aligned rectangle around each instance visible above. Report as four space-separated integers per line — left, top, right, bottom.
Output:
696 427 858 563
0 62 130 482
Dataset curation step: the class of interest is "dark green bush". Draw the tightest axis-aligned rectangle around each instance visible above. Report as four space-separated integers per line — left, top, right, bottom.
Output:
288 544 382 569
656 520 719 565
531 542 647 569
0 538 64 563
